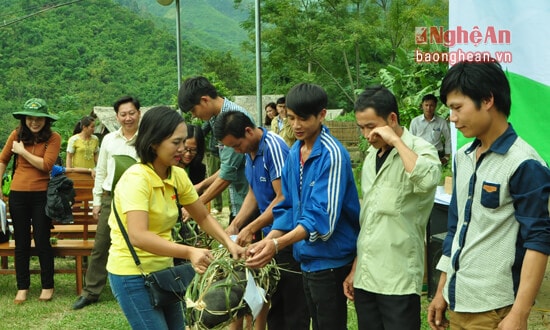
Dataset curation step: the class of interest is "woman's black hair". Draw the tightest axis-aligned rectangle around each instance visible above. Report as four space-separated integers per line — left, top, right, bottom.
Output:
18 117 53 145
72 116 95 135
184 124 206 184
186 124 206 165
134 106 185 164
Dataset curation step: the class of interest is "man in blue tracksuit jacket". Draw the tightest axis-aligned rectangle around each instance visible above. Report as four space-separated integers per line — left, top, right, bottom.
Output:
246 83 360 330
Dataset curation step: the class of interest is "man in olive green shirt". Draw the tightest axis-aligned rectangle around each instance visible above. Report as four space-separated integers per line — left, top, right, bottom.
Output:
344 85 440 330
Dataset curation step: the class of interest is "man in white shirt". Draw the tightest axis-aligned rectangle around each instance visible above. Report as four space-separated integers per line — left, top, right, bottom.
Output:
72 96 141 310
409 94 451 165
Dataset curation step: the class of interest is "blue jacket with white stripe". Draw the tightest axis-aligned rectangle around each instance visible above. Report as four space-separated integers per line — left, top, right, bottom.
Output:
272 126 360 272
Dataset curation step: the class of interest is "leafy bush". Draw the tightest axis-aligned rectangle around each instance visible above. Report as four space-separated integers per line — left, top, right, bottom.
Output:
377 47 448 129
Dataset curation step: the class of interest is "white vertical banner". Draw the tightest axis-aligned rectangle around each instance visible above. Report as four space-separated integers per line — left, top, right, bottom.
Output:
446 0 550 161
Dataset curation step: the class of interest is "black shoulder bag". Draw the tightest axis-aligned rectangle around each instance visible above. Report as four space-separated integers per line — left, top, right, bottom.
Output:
112 186 195 308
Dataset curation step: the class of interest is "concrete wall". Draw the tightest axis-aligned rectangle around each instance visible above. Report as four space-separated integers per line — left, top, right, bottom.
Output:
232 94 283 125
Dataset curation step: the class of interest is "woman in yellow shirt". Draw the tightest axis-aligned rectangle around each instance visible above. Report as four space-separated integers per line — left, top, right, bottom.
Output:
66 116 99 173
106 106 244 330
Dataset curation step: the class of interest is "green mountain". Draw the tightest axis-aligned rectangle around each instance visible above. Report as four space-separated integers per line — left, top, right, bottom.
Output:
0 0 215 141
115 0 251 57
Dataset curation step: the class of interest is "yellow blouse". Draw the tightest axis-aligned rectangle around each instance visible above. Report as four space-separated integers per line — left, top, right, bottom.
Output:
67 134 99 168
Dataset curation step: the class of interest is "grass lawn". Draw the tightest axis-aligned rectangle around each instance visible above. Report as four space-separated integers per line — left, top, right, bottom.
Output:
2 173 549 328
1 244 549 329
0 256 129 330
0 258 394 330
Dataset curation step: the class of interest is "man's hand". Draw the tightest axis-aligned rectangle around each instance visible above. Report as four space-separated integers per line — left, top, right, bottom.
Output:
92 205 101 220
498 307 528 330
226 241 246 260
368 126 399 146
225 223 238 236
498 314 526 330
236 226 255 247
245 239 275 269
427 294 449 330
343 271 355 301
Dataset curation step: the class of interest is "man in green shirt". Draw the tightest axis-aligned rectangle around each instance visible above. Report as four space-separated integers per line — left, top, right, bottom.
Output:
344 85 440 329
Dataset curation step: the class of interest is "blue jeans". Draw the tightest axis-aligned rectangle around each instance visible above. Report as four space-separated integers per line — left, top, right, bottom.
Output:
108 273 185 330
302 264 351 330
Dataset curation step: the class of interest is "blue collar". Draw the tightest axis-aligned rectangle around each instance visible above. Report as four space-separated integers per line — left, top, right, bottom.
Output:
465 124 517 155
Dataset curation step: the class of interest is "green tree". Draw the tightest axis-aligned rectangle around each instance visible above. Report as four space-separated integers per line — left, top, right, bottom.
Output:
201 51 256 94
235 0 447 111
378 47 448 129
374 0 446 61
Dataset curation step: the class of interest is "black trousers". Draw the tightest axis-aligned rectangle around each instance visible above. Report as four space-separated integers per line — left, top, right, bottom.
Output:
10 190 54 290
303 263 352 330
268 246 311 330
353 289 420 330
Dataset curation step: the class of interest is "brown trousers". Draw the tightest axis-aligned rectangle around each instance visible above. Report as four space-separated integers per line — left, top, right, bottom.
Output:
449 305 512 330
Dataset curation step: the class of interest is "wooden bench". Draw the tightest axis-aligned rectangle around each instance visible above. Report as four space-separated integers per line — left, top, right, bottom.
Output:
51 224 97 239
61 171 96 237
0 171 96 294
0 240 94 294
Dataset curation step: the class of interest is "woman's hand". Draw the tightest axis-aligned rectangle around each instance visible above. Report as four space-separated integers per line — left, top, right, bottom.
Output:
11 141 25 155
181 207 191 222
189 247 213 274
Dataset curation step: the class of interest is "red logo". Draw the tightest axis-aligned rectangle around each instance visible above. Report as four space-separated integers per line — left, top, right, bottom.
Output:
415 27 427 44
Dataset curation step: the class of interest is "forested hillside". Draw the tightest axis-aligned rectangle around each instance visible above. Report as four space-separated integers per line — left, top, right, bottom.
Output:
0 0 449 146
115 0 250 57
0 0 212 142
